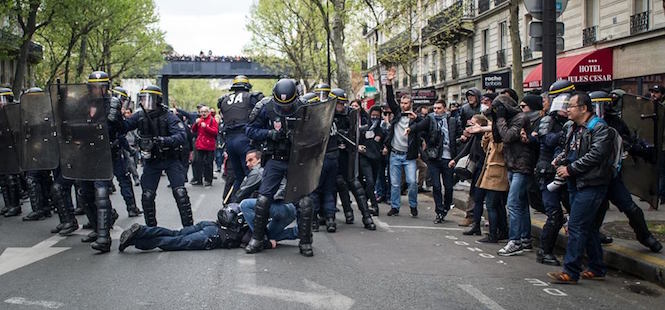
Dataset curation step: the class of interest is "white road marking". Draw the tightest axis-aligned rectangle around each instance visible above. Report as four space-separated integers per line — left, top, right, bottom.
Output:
0 235 69 277
4 297 64 309
458 284 506 310
236 279 355 310
372 218 394 232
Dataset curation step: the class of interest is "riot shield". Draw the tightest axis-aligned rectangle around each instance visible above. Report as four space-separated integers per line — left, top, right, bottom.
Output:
0 104 21 175
50 83 113 181
620 94 664 208
284 98 336 203
19 91 59 171
347 108 361 179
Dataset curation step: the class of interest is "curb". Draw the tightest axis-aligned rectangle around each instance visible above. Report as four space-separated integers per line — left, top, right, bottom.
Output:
452 196 665 288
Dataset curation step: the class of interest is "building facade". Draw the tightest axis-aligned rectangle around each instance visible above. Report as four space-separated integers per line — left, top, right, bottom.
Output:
0 16 43 89
367 0 665 106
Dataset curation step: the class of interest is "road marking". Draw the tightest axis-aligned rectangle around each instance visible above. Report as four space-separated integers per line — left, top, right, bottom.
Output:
524 278 567 296
4 297 64 309
372 218 394 232
236 279 355 310
458 284 506 310
0 235 70 277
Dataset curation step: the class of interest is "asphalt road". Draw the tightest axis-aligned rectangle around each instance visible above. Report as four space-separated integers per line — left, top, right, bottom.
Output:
1 173 664 310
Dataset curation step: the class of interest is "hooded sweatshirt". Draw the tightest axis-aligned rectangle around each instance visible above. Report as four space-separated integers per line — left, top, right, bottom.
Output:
495 95 537 174
459 87 482 126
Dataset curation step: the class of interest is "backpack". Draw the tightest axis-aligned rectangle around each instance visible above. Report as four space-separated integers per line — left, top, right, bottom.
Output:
587 116 623 176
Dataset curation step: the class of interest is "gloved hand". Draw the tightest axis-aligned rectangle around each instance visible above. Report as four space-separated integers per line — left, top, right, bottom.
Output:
108 98 122 122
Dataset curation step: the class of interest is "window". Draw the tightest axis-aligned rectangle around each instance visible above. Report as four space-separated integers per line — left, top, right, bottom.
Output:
499 21 507 50
585 0 599 27
423 53 429 74
634 0 649 13
482 29 489 55
432 51 438 72
466 37 474 60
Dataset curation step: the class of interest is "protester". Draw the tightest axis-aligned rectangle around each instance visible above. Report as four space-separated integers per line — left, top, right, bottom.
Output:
191 106 218 186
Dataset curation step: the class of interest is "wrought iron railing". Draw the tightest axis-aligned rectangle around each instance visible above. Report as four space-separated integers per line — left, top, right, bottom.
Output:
582 25 597 47
630 11 649 35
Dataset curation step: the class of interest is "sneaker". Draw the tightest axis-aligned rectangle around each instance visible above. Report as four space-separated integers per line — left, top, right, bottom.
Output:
547 271 578 284
520 238 533 252
581 270 606 281
498 240 523 256
387 208 399 216
410 207 418 217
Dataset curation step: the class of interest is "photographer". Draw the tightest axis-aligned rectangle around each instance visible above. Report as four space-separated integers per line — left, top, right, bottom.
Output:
548 92 615 284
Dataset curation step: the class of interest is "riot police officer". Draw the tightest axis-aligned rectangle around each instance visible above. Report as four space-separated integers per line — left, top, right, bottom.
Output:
217 75 264 195
535 80 574 266
110 86 142 217
113 85 193 227
329 87 376 231
244 79 316 257
588 90 662 253
0 86 22 217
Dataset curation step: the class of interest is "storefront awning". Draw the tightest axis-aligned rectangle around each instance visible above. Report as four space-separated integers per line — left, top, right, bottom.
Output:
523 48 613 89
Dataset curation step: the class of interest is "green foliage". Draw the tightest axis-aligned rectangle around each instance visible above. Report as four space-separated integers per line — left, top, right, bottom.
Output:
168 78 277 112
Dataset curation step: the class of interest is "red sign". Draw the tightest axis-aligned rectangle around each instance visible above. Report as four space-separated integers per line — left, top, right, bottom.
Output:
523 48 613 88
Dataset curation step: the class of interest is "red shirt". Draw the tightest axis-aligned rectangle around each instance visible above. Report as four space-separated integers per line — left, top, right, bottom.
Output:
191 115 218 151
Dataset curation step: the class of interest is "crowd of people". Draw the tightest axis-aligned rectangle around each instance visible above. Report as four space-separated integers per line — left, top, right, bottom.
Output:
1 68 664 283
165 50 252 63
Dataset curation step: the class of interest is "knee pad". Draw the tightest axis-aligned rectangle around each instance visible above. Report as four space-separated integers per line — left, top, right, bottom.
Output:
299 196 313 214
256 194 271 208
142 190 156 204
172 186 189 202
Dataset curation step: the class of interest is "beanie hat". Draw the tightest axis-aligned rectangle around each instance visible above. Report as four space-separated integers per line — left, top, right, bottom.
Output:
521 93 544 111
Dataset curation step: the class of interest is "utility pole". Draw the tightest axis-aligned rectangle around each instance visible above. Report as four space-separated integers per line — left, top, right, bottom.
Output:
541 0 556 92
326 0 332 85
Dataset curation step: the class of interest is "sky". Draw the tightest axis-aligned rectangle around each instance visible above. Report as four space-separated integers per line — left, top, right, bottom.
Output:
155 0 255 56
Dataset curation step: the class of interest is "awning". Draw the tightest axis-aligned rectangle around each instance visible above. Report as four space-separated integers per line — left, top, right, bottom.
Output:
523 48 613 89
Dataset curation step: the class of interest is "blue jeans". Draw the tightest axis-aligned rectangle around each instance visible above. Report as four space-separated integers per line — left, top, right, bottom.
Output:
475 189 508 235
389 152 417 210
507 172 531 241
215 148 224 171
133 221 221 251
563 185 608 280
428 159 454 215
240 198 298 241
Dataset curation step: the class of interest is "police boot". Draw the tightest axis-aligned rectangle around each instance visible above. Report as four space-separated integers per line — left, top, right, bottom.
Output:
91 209 111 253
540 207 564 256
3 176 22 217
141 190 158 227
298 196 314 257
127 203 143 218
326 216 336 233
172 187 193 227
51 183 79 236
80 200 98 242
245 195 271 254
336 175 354 224
312 215 320 232
625 205 663 253
350 179 376 231
23 176 47 221
536 249 561 266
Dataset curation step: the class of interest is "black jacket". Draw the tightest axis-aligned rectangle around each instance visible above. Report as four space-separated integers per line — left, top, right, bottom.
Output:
558 116 615 189
384 84 424 160
412 112 462 161
495 95 537 174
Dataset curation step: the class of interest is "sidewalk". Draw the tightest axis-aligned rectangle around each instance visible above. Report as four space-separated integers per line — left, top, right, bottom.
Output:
420 182 665 287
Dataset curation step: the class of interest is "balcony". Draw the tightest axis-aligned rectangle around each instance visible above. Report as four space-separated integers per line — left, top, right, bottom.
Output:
496 49 506 67
465 60 473 76
478 0 490 14
630 11 649 35
480 55 488 72
522 46 533 61
377 30 417 63
451 64 458 79
583 26 597 47
422 0 475 48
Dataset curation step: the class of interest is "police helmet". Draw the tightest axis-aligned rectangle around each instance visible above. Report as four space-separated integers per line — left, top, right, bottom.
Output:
112 86 130 105
608 89 626 116
230 75 252 91
137 85 163 112
588 90 612 119
549 92 572 114
330 88 348 104
272 79 299 114
0 87 13 106
548 80 575 96
313 83 331 102
217 203 246 231
87 71 110 96
300 92 319 104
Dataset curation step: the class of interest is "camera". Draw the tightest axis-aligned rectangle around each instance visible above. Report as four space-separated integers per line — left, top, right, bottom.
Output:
547 159 569 192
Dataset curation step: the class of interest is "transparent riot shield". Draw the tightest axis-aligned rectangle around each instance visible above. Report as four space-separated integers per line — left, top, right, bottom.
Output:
284 98 337 203
50 83 113 180
621 94 664 208
19 91 59 171
0 104 21 175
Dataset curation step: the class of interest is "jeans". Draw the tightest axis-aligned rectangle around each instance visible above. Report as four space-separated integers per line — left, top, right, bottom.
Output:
563 185 608 280
428 159 454 215
507 172 531 241
475 189 508 235
389 152 417 210
192 149 214 183
133 221 221 251
215 148 224 171
240 198 298 241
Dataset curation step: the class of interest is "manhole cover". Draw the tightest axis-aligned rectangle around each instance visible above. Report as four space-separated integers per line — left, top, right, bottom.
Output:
602 221 665 242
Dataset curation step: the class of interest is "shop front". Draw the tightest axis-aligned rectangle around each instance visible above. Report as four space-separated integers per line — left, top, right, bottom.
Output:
523 48 613 91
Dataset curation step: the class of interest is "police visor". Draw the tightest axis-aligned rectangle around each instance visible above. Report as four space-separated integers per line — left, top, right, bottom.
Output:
549 93 571 113
0 93 11 106
138 91 161 111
